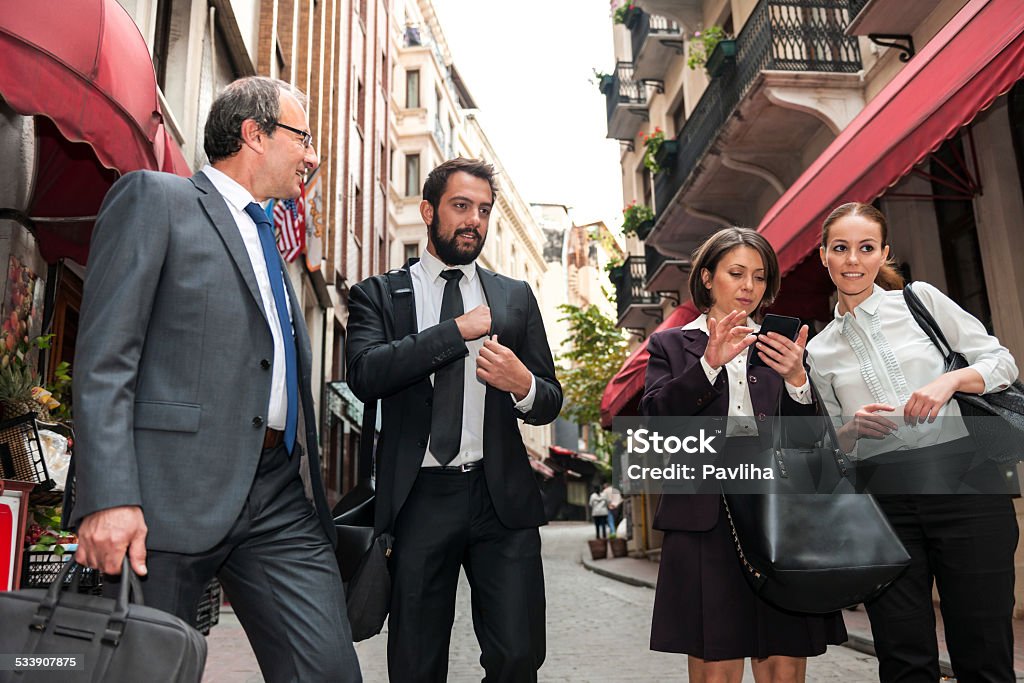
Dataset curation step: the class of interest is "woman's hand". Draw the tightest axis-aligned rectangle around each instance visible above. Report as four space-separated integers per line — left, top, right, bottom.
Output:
904 374 959 425
703 310 755 369
836 403 897 453
755 325 810 385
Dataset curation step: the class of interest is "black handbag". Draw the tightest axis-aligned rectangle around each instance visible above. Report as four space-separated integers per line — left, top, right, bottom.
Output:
332 265 413 642
333 396 393 643
0 559 205 683
904 283 1024 463
723 382 910 614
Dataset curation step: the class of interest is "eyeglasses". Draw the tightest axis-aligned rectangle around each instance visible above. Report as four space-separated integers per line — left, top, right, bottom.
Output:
274 121 313 148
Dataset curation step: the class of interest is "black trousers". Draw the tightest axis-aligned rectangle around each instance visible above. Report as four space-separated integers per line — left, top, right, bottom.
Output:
108 444 361 683
388 467 546 683
593 515 608 539
867 494 1018 683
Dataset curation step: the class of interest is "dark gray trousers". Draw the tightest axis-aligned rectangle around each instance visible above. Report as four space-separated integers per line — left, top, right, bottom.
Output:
120 443 361 683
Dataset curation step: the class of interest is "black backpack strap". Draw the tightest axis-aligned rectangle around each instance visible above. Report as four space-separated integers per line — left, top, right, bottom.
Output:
357 263 417 481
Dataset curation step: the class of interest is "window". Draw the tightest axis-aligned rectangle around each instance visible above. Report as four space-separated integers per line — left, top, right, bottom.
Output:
403 242 419 263
405 154 421 197
406 69 420 108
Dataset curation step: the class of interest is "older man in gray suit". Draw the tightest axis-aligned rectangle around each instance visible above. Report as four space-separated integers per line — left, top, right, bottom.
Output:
71 77 361 682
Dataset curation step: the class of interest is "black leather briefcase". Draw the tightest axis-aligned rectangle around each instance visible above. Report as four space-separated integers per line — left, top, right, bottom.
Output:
0 559 205 682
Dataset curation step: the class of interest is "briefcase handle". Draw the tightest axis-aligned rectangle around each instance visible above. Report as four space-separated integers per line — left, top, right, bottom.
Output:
30 557 145 646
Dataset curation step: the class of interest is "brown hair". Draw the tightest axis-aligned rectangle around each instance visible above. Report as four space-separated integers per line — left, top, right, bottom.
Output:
821 202 905 290
422 157 499 212
688 227 780 319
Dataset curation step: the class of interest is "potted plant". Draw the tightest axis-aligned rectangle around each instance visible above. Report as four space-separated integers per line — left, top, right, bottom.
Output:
640 127 665 174
609 533 628 558
611 2 636 25
622 201 655 239
588 537 608 560
593 68 614 95
686 25 733 74
606 255 625 285
706 38 738 78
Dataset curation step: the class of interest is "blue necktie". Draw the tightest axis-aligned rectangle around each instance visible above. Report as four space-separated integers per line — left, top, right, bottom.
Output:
244 202 298 454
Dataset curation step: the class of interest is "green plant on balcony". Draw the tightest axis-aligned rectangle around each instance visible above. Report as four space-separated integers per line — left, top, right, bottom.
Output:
611 1 636 25
605 255 625 285
621 201 655 238
640 127 666 174
592 68 614 95
686 25 729 70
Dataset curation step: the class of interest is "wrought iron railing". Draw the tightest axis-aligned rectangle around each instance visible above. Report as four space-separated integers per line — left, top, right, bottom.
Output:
630 11 682 65
654 0 862 215
644 245 688 287
847 0 869 19
616 256 659 321
605 61 646 125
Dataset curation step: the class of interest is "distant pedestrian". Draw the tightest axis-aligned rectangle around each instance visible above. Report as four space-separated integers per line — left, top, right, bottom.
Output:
602 482 622 536
589 486 608 539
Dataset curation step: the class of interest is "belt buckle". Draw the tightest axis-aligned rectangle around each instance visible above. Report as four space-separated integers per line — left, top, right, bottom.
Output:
459 462 473 473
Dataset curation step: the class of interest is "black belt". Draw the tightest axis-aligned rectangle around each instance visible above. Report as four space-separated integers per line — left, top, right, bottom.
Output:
423 461 483 473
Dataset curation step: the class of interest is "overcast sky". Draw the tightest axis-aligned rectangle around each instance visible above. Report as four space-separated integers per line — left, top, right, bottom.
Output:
432 0 625 231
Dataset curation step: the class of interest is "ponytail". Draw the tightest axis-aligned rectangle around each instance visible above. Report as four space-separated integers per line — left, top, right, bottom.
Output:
876 260 905 290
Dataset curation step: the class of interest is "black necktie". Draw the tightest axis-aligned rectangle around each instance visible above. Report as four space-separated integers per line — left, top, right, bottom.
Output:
431 269 465 464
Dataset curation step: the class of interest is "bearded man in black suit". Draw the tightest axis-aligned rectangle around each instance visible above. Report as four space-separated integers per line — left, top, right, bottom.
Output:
346 157 562 682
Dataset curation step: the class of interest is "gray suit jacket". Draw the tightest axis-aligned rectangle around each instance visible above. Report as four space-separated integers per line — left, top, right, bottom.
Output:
71 170 335 554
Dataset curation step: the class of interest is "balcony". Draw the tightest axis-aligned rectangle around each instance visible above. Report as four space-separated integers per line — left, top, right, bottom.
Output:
604 62 647 141
649 0 863 255
644 245 691 295
615 255 661 329
846 0 934 36
629 11 684 81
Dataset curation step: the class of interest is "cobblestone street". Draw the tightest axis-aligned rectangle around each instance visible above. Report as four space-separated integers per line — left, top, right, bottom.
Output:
205 522 879 682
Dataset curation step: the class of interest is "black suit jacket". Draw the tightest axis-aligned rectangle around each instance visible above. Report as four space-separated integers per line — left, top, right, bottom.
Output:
346 263 562 535
640 327 816 532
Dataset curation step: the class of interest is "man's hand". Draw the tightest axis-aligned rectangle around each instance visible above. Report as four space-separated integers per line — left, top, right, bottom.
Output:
477 336 532 400
75 506 148 576
455 305 491 341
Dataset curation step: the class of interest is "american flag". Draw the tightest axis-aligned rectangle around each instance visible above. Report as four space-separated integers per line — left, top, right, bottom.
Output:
271 184 306 262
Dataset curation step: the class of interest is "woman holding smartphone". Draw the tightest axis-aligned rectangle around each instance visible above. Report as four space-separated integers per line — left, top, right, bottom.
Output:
642 227 846 683
806 202 1019 682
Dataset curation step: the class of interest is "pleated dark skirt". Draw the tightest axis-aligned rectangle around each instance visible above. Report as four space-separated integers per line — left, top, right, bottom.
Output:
650 441 848 660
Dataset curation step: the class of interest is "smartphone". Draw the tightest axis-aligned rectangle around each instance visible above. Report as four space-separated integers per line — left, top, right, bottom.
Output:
748 314 802 368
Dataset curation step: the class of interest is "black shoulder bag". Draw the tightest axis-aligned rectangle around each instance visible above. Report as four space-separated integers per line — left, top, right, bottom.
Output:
723 380 910 614
903 283 1024 463
332 266 414 641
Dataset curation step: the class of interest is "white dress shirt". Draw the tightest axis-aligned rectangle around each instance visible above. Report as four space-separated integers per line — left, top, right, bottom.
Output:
412 250 536 467
202 165 292 430
684 314 811 437
807 282 1018 458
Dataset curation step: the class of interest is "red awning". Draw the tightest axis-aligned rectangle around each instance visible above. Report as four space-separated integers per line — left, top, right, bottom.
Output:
758 0 1024 277
0 0 191 264
600 301 701 427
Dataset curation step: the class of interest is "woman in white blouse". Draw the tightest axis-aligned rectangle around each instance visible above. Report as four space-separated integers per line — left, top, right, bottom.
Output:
806 202 1019 683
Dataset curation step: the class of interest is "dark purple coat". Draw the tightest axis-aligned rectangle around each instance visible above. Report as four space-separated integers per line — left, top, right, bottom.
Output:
640 327 816 532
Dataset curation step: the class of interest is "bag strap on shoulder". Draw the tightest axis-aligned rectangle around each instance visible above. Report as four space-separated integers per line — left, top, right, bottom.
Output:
903 282 954 360
357 262 417 481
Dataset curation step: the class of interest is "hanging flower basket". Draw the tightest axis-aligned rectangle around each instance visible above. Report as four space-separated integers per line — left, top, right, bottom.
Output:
654 139 678 172
706 39 738 78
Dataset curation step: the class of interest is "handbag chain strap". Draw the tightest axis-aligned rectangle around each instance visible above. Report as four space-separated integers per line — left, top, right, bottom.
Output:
720 496 762 581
